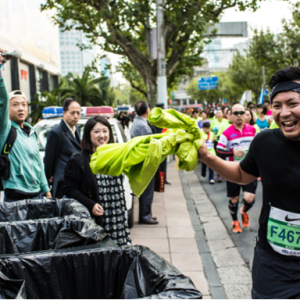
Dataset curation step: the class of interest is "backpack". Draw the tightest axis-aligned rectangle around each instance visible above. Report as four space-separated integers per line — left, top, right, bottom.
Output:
0 126 17 191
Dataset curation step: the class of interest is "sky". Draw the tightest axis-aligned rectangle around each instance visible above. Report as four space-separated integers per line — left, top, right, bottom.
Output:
220 0 296 48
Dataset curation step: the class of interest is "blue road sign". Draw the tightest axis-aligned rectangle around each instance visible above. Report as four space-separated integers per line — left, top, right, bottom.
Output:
198 76 218 90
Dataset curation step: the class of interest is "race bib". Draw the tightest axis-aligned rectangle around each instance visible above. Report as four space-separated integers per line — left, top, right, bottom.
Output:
267 206 300 257
206 140 214 150
233 146 249 161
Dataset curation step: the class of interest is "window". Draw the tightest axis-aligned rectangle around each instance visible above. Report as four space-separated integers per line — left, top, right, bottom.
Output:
67 61 70 64
72 62 75 64
61 51 64 54
66 51 70 54
65 42 69 45
60 42 64 45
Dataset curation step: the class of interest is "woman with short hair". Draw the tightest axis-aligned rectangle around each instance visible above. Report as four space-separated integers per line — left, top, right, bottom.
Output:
245 109 260 134
64 116 131 246
256 104 271 130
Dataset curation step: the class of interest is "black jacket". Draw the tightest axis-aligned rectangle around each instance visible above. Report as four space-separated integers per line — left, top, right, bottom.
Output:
64 150 103 225
44 120 81 198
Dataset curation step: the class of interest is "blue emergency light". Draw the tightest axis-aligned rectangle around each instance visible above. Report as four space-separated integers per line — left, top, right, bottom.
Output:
42 107 63 119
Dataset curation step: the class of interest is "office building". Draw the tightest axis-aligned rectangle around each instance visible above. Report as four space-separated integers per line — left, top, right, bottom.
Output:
0 0 60 100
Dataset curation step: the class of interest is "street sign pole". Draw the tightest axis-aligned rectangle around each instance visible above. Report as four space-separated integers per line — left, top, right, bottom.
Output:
156 0 168 108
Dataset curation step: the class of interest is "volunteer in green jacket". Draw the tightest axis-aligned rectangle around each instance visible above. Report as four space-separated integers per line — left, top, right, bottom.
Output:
0 53 51 202
210 108 229 182
200 122 216 184
211 108 230 140
269 120 279 129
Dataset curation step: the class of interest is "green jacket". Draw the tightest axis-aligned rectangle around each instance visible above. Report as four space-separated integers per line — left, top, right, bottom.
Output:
0 78 49 194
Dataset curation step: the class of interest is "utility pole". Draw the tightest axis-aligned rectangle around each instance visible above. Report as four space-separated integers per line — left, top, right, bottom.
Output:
156 0 168 108
146 0 152 58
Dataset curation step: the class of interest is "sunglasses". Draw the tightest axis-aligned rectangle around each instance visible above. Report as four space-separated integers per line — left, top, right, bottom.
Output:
233 111 245 116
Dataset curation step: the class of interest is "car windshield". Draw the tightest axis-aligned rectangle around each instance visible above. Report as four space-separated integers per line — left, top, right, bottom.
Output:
35 121 118 151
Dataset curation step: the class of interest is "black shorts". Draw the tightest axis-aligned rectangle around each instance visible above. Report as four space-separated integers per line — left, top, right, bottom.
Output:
226 179 257 198
252 244 300 298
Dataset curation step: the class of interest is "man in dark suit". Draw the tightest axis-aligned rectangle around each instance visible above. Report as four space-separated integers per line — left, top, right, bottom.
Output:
44 99 81 198
130 101 158 225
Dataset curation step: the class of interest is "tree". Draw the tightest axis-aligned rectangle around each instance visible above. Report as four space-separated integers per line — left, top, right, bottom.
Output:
227 5 300 103
228 52 263 101
281 4 300 67
41 0 262 107
29 87 64 125
114 83 147 106
98 76 116 107
61 68 108 106
185 72 243 105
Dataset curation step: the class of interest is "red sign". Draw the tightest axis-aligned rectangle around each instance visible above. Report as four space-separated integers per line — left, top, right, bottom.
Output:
21 70 28 81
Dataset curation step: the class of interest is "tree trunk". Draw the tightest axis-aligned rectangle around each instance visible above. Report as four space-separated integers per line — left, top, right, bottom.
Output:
145 76 157 108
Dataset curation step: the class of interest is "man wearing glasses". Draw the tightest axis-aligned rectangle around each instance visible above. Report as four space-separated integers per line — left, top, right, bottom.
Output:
215 103 257 233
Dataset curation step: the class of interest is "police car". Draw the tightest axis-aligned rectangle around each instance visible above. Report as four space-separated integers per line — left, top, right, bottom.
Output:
33 106 135 228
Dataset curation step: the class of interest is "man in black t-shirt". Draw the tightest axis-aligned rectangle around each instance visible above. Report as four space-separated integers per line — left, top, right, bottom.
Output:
198 67 300 299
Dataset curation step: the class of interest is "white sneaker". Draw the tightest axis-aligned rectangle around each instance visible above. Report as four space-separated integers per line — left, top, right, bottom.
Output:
200 176 206 181
209 179 215 184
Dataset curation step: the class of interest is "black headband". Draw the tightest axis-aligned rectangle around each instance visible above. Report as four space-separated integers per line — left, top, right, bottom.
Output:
270 81 300 103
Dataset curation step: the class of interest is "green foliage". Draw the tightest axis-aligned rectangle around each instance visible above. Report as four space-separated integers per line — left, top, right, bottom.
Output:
61 68 108 106
41 0 262 106
185 72 243 105
29 81 66 125
228 52 263 101
114 83 147 106
227 4 300 103
29 68 116 125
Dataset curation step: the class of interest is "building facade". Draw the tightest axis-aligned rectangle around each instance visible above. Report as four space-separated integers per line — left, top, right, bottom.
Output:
0 0 60 101
59 27 104 77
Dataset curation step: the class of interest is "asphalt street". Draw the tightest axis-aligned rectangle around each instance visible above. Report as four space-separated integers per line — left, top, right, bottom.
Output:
195 164 262 270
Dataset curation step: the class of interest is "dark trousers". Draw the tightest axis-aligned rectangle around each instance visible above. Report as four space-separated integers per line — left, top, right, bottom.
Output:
4 191 44 202
201 163 214 181
252 244 300 299
139 176 155 222
160 158 167 182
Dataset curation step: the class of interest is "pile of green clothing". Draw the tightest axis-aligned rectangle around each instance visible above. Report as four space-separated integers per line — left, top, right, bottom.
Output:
90 108 202 197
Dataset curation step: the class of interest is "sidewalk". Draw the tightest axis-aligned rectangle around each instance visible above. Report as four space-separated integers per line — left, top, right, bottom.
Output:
185 168 252 299
130 160 211 298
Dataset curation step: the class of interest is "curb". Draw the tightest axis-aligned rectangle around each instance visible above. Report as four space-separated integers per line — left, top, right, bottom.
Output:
179 170 226 299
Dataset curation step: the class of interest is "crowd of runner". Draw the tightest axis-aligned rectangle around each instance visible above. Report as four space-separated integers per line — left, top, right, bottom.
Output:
181 101 276 234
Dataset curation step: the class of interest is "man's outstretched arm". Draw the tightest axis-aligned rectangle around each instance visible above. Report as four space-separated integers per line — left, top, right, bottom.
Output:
198 142 257 185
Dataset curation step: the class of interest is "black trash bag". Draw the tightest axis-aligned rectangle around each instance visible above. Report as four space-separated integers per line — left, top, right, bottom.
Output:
121 246 201 299
0 217 108 254
0 199 90 222
0 244 202 299
0 271 26 299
